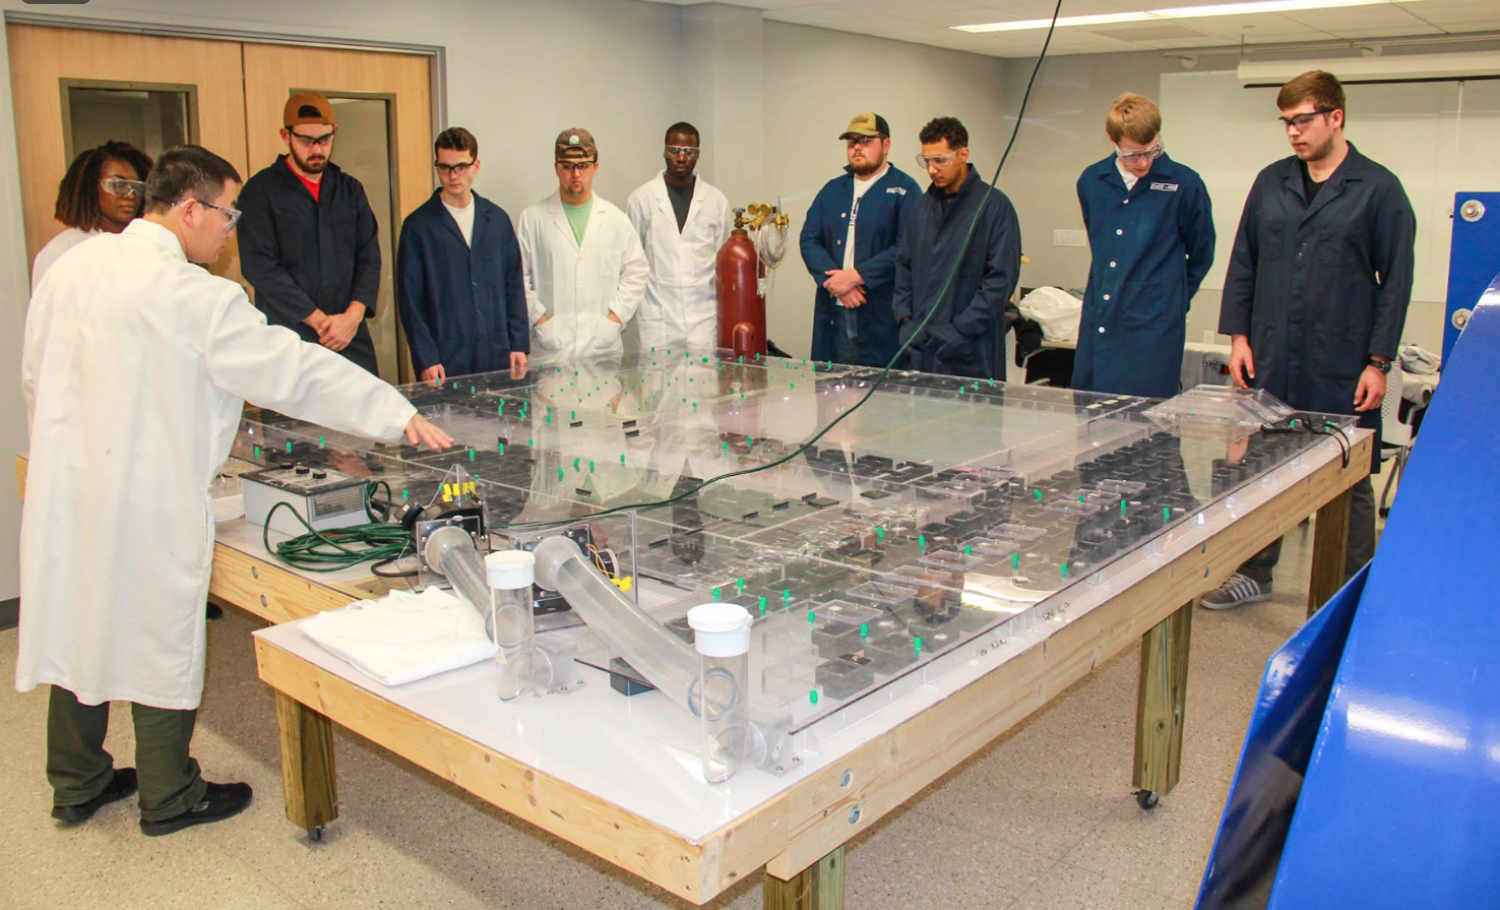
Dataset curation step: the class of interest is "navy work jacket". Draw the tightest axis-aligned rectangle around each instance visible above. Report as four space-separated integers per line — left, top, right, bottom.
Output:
1072 153 1215 398
238 156 381 374
800 165 920 367
396 190 529 376
892 164 1022 380
1219 143 1415 443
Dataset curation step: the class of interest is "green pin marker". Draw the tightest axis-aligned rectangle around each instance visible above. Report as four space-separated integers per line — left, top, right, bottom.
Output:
747 436 753 446
1011 552 1020 571
571 410 576 421
713 586 721 600
783 588 791 602
557 468 564 481
807 610 816 624
758 596 767 616
1120 500 1127 516
401 489 409 501
573 457 580 471
470 385 476 394
810 689 819 705
589 460 595 472
918 534 926 551
965 545 973 556
528 438 534 447
286 441 293 454
253 445 261 459
1163 507 1171 522
620 454 626 464
469 448 476 462
722 441 729 454
737 577 745 591
545 414 551 424
914 636 924 655
318 435 325 449
860 623 869 642
790 382 795 390
499 443 506 455
1060 563 1069 579
1034 488 1043 501
877 526 885 543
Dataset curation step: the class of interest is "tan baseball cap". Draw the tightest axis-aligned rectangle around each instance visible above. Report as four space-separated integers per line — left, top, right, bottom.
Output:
284 92 335 128
555 128 597 160
839 112 890 140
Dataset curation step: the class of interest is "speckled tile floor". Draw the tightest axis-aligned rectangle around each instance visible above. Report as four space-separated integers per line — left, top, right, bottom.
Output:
0 521 1344 910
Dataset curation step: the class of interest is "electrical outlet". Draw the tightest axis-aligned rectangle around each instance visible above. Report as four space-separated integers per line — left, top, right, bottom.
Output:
1053 229 1086 248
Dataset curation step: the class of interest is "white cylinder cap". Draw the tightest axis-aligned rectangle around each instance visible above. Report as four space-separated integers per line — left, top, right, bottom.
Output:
687 602 752 657
486 549 536 589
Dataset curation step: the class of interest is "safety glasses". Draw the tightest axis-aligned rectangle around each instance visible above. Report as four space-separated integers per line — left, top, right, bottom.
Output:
100 177 145 199
556 160 596 172
1113 142 1164 163
915 151 959 169
173 197 242 231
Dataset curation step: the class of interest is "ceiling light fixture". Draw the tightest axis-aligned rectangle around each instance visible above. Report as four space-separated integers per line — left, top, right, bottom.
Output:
954 0 1431 34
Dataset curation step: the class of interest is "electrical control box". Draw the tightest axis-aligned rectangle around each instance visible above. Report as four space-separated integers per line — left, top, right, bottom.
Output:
241 465 368 537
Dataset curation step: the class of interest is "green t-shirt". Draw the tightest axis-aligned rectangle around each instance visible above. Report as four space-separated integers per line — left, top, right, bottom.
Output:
562 198 593 246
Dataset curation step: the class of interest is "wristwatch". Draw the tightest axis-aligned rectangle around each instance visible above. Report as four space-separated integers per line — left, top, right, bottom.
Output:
1367 357 1392 374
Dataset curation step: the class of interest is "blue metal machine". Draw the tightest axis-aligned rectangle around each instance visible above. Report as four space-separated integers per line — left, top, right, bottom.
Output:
1442 192 1500 365
1197 269 1500 904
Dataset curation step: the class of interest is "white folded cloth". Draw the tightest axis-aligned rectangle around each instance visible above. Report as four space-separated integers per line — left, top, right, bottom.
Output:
1399 344 1439 374
302 586 493 686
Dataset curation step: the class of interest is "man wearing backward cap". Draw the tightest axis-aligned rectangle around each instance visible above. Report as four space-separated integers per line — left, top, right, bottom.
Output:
238 92 385 375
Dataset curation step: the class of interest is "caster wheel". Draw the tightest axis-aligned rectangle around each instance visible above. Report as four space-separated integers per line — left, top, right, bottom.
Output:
308 825 325 842
1136 789 1160 810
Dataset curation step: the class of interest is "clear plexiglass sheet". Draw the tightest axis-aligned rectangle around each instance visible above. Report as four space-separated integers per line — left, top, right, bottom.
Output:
234 347 1356 737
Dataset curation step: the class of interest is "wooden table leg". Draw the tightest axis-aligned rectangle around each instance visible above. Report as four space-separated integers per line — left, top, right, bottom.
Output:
765 846 845 910
1307 487 1353 618
1133 601 1194 806
274 690 338 839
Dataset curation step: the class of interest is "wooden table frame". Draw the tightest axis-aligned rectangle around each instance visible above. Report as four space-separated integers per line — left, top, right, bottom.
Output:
19 443 1372 907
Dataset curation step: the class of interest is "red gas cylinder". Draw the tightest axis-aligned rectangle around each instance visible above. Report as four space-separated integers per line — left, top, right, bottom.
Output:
716 228 766 359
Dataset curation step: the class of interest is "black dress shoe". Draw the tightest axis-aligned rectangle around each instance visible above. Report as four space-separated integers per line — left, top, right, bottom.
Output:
52 768 138 824
205 602 223 621
139 781 253 837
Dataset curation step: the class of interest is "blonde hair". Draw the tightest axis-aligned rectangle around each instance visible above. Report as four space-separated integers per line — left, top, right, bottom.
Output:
1105 92 1161 144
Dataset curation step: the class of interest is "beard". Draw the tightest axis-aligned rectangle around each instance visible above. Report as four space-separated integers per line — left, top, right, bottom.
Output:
1299 134 1335 162
291 147 328 174
851 150 887 177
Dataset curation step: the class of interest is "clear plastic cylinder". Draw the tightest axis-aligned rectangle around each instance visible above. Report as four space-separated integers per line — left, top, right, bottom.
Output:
487 550 536 701
688 603 752 784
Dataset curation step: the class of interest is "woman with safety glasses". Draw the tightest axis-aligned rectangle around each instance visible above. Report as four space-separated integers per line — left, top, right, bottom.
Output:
31 140 154 286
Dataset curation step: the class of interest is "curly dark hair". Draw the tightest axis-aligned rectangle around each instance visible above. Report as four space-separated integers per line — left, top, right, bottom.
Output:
53 141 154 230
918 116 968 150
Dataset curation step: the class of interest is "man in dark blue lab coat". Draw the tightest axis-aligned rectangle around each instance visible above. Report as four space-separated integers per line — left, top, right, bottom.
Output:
1203 71 1415 610
801 112 920 367
396 127 529 383
239 93 383 375
1073 93 1214 398
893 117 1022 380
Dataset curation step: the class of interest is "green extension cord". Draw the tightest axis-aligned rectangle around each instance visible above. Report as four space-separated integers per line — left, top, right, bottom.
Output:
262 480 412 572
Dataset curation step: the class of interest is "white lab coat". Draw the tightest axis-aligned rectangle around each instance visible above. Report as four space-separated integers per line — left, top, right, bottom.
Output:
625 173 731 353
31 226 102 288
17 219 416 710
518 192 648 365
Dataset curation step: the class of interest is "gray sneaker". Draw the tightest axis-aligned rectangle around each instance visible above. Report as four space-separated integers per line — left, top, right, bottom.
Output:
1201 573 1272 610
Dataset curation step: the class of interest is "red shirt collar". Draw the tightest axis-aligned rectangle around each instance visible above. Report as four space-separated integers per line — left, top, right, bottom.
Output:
286 156 322 202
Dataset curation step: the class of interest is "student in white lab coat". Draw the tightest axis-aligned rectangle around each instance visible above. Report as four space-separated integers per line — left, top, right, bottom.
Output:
518 128 648 364
17 146 452 836
625 122 731 354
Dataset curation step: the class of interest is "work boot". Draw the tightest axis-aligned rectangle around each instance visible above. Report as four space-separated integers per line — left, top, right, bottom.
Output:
1201 573 1272 610
52 768 138 824
139 781 252 837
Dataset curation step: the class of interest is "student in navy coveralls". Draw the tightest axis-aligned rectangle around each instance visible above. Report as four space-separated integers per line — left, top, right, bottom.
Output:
1072 92 1215 399
1203 70 1415 610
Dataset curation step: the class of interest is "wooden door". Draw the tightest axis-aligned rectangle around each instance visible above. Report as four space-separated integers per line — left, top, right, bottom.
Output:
7 24 250 279
242 44 434 384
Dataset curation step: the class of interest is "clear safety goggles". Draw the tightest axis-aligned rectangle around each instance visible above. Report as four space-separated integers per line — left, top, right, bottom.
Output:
100 177 145 199
172 197 242 231
1113 142 1164 163
665 146 700 158
915 151 959 169
556 159 596 172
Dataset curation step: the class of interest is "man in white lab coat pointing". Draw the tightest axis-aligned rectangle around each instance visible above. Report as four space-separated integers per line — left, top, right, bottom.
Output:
626 122 731 354
17 145 452 836
519 128 648 364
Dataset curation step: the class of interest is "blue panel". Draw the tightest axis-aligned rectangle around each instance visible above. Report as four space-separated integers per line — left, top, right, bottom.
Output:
1267 274 1500 908
1443 192 1500 365
1195 566 1364 910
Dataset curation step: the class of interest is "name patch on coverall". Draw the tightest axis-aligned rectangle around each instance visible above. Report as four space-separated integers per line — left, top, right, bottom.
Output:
1149 182 1179 192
